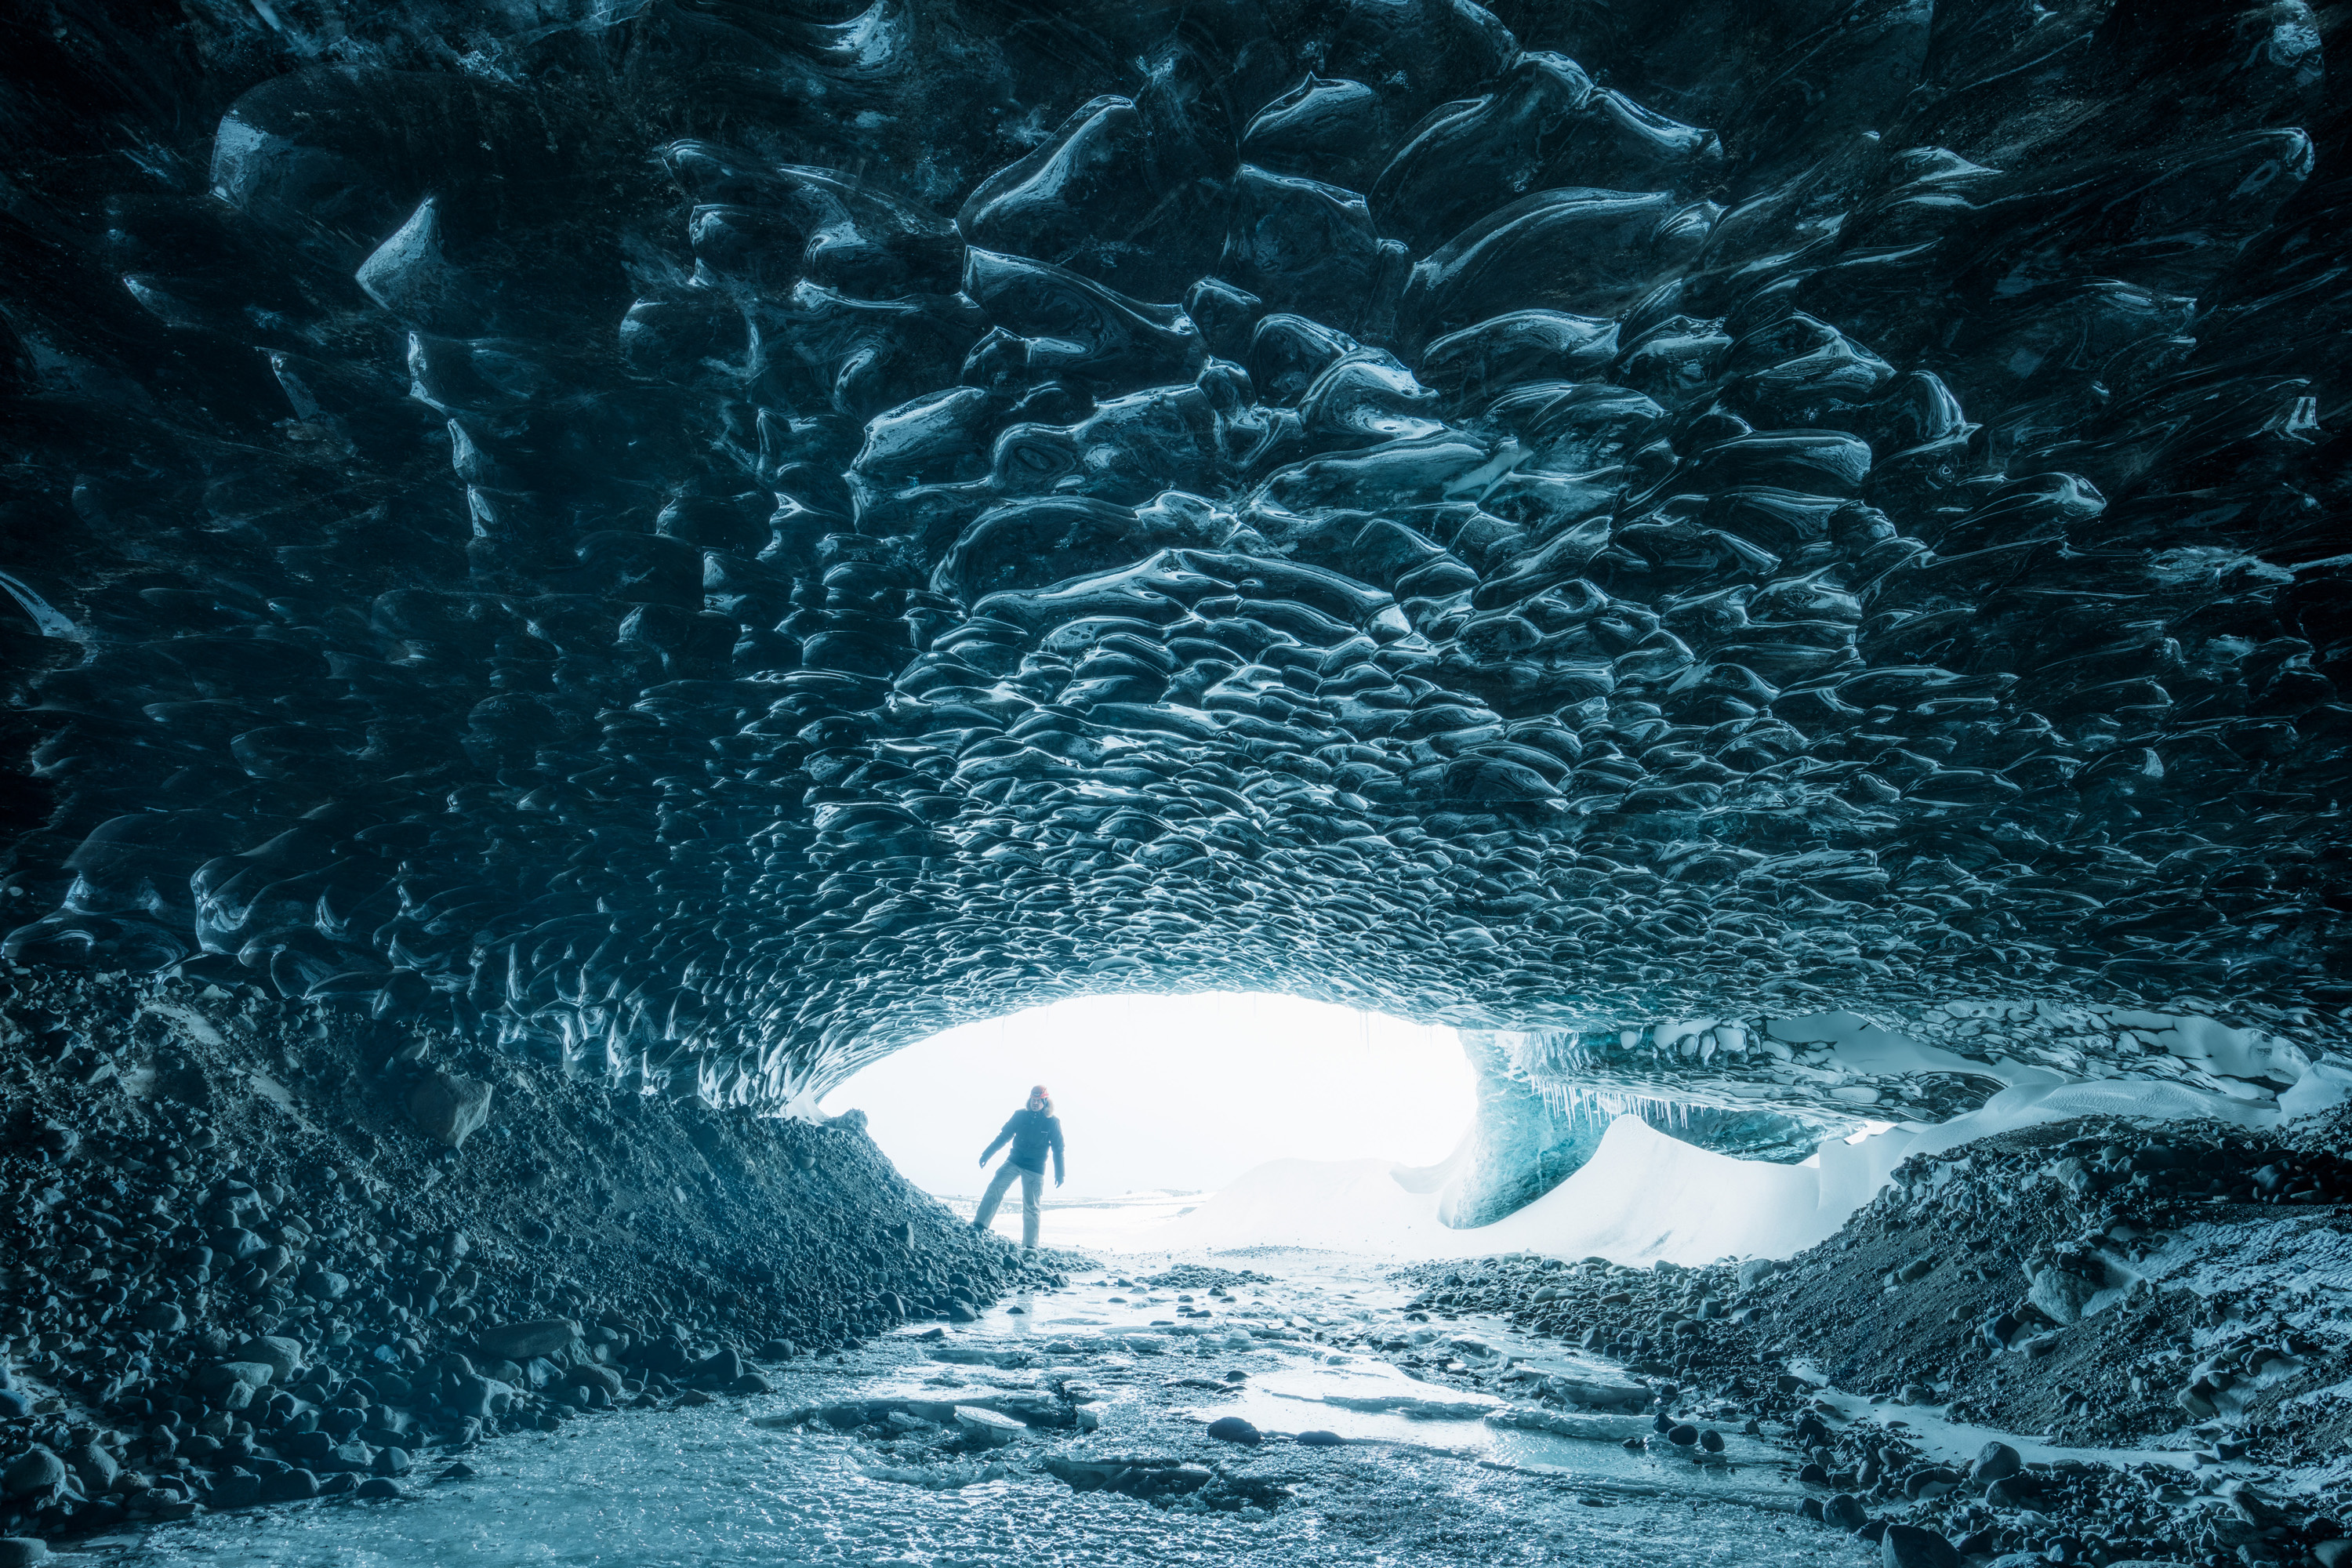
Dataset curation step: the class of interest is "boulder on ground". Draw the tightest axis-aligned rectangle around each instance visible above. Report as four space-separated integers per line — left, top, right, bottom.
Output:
475 1319 579 1361
2026 1264 2102 1325
564 1365 624 1397
232 1335 305 1381
62 1443 116 1493
1 1448 64 1500
299 1268 350 1301
1882 1524 1960 1568
1969 1442 2022 1485
447 1374 515 1419
196 1360 276 1395
1205 1415 1262 1446
407 1070 493 1148
1985 1473 2042 1509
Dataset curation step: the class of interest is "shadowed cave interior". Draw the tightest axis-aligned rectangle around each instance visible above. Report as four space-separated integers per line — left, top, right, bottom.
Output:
2 0 2351 1555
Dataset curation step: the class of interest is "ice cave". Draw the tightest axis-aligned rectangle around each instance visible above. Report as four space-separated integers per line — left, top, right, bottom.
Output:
1 0 2348 1561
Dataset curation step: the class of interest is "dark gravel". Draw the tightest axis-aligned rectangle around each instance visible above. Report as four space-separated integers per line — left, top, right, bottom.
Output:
1377 1112 2352 1566
2 966 1080 1544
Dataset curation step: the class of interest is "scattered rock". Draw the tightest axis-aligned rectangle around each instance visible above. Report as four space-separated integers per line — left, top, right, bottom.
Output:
1969 1443 2022 1486
1985 1475 2042 1511
2026 1265 2101 1327
475 1319 581 1361
1903 1468 1958 1501
299 1268 351 1301
0 967 1062 1544
1 1450 64 1500
407 1071 494 1149
1880 1524 1959 1568
564 1365 624 1398
197 1360 277 1397
447 1373 515 1419
61 1443 114 1494
260 1468 319 1503
232 1335 307 1381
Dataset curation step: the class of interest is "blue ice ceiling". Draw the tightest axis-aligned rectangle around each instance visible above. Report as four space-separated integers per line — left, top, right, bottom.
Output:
1 0 2345 1116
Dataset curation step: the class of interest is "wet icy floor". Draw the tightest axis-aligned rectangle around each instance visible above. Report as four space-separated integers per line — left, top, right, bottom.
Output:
83 1253 1870 1568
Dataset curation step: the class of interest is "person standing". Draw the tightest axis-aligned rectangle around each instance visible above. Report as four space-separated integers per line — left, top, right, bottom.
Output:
973 1084 1064 1250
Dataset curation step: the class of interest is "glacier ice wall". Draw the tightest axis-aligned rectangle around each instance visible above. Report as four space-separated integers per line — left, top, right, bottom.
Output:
0 0 2346 1124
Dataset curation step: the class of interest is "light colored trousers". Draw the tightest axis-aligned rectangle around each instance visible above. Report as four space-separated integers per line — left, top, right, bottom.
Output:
975 1160 1044 1249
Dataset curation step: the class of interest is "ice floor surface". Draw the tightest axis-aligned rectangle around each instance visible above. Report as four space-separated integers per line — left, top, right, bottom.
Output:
85 1417 1857 1568
82 1256 1863 1568
1207 1359 1792 1487
944 1187 1206 1252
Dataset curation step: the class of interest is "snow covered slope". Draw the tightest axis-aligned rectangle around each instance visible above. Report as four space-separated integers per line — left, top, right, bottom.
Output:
1148 1068 2352 1265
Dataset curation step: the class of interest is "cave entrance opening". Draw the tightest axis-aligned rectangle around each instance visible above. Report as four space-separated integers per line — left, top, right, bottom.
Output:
817 991 1475 1248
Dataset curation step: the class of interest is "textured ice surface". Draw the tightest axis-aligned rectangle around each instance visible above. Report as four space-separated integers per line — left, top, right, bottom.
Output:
1 0 2346 1127
102 1268 1859 1568
99 1398 1839 1568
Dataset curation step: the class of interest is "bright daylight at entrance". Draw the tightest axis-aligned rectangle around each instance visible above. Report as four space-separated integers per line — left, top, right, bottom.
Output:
826 994 1473 1231
2 0 2350 1563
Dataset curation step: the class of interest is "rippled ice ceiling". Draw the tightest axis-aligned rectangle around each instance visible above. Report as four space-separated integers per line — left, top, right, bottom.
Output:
2 0 2346 1115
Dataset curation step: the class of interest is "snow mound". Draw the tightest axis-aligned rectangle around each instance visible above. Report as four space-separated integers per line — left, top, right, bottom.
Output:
1149 1069 2320 1265
1151 1116 1833 1265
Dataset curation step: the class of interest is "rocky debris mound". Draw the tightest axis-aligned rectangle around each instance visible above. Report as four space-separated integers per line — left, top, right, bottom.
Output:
0 968 1072 1547
1375 1115 2352 1564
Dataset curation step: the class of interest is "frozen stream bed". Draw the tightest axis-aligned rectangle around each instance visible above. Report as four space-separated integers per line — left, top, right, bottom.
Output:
82 1253 1868 1568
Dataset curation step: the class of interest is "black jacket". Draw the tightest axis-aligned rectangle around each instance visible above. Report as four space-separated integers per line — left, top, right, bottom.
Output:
982 1109 1065 1179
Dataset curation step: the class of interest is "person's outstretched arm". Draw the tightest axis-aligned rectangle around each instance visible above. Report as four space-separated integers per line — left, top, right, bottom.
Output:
978 1116 1014 1167
1050 1119 1065 1186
